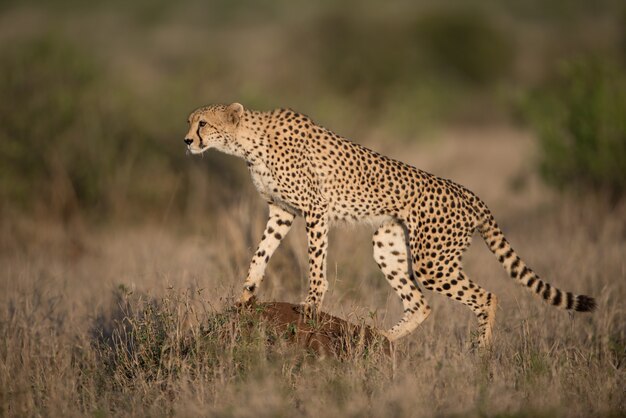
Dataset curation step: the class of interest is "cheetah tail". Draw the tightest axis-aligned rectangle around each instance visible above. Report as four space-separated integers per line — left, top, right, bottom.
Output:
477 213 596 312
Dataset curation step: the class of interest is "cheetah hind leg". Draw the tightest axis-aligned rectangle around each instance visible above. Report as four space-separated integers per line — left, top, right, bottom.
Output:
428 268 498 348
449 271 498 348
478 292 497 348
373 221 432 341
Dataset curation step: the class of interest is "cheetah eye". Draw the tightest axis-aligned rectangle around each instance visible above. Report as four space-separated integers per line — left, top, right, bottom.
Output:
199 121 207 127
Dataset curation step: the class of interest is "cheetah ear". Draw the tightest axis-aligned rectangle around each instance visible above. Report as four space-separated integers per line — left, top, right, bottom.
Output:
226 102 244 126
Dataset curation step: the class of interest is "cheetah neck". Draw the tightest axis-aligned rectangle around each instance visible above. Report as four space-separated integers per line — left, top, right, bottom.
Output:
228 110 273 164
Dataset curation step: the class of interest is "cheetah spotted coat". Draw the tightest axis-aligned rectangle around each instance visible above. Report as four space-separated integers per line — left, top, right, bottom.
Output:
184 103 596 347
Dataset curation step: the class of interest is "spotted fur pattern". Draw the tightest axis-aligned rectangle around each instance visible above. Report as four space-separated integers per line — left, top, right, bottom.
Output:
184 103 596 347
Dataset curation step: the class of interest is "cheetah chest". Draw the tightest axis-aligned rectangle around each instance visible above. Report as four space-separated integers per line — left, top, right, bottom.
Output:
248 161 281 201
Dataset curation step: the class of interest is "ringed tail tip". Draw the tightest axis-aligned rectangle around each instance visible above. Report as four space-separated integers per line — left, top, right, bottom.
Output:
575 295 597 312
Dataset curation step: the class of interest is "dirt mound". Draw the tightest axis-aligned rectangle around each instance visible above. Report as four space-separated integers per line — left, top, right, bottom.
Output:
233 301 390 357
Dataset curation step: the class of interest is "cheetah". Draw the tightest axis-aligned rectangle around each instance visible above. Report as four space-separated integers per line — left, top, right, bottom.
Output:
183 102 596 347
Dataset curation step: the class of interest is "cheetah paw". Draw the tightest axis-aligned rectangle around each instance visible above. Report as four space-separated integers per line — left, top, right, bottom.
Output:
295 301 319 318
235 293 257 309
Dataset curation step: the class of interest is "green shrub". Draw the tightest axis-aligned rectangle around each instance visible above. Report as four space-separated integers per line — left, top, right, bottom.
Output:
413 9 514 85
306 7 515 131
312 7 514 97
526 59 626 200
0 36 147 216
0 36 96 209
0 35 244 221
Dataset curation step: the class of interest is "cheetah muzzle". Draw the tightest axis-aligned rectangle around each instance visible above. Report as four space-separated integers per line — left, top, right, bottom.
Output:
183 102 596 348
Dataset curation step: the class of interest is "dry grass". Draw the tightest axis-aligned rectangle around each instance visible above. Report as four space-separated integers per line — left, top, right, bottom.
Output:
1 129 625 417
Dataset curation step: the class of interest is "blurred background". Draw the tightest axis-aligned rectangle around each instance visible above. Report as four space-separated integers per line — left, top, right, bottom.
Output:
1 2 625 415
1 0 624 230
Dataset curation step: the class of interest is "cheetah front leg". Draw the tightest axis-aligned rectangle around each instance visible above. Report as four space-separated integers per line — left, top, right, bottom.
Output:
239 203 295 304
300 209 329 315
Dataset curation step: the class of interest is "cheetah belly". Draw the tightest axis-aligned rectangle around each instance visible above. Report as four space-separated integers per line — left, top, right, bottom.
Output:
328 208 393 226
330 213 394 227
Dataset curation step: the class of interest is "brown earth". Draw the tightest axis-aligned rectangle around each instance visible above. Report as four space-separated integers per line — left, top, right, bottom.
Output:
231 301 390 357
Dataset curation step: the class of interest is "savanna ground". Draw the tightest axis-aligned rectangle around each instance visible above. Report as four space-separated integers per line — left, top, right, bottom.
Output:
2 129 625 417
1 1 625 417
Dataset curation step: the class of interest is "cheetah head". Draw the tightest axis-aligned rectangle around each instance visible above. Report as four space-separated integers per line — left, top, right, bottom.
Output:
184 102 244 155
